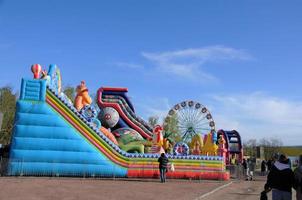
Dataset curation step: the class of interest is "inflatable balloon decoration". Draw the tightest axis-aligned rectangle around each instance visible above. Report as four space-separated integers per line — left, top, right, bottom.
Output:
98 107 119 129
31 64 42 79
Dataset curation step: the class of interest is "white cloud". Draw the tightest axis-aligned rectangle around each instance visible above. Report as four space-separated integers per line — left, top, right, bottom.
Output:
208 93 302 145
112 62 143 69
142 45 252 82
134 97 171 124
134 92 301 145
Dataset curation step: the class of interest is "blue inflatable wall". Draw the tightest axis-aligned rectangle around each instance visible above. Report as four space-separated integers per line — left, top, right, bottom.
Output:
8 79 127 177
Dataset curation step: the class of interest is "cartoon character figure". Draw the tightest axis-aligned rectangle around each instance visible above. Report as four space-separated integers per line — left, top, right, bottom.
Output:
40 70 51 85
189 134 203 155
192 140 201 155
153 125 164 146
217 135 227 158
151 125 165 154
74 81 92 111
218 135 226 148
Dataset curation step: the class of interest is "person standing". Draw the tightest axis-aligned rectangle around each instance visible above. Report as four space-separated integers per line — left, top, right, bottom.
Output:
246 158 251 180
261 160 267 176
267 159 273 171
247 158 255 181
264 154 294 200
242 159 247 179
294 155 302 200
158 153 169 183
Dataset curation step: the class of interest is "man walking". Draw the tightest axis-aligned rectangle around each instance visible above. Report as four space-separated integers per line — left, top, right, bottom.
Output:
158 153 169 183
265 154 294 200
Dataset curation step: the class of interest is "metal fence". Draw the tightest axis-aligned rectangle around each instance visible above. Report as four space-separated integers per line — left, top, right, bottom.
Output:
226 164 246 180
1 158 230 182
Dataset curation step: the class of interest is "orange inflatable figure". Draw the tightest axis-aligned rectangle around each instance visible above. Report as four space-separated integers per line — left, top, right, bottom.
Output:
100 126 118 145
74 81 92 111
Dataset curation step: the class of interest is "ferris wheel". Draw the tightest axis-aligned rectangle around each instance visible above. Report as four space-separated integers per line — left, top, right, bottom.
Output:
163 100 216 143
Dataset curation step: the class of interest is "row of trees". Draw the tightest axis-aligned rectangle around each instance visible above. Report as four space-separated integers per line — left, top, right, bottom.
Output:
0 86 76 145
0 87 17 145
243 138 283 160
148 114 182 144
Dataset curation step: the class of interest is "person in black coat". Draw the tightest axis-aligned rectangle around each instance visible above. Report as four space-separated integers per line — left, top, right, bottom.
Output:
242 158 247 178
267 159 272 171
261 160 267 176
158 153 169 183
264 154 294 200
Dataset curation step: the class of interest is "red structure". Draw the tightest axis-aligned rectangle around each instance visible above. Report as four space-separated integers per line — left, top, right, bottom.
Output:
217 130 243 165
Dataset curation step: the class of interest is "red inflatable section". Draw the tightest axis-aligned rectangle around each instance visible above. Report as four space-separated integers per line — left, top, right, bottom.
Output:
97 87 152 139
127 169 230 180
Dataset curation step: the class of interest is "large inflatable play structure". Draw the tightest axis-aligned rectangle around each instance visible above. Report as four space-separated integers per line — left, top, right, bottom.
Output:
7 64 233 180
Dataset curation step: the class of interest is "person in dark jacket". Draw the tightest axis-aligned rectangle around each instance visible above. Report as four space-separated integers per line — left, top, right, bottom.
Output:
242 158 247 178
158 153 169 183
294 155 302 200
267 159 273 171
265 154 294 200
261 160 267 176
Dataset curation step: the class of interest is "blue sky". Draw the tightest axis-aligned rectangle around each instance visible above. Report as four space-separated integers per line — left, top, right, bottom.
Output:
1 0 302 145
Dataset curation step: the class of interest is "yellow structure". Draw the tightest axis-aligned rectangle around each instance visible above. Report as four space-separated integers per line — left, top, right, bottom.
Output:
201 133 218 156
189 134 203 155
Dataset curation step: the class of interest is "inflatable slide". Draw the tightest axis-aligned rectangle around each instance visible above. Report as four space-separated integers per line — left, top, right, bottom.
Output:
8 64 229 180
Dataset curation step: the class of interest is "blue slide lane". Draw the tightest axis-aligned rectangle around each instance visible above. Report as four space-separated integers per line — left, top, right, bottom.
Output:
8 100 127 177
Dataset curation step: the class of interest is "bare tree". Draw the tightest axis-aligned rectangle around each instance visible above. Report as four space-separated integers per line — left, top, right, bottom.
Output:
244 137 283 160
63 86 75 103
163 113 182 143
259 137 282 160
148 116 159 128
243 139 257 158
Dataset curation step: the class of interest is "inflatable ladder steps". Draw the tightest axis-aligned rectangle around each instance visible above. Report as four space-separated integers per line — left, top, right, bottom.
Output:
20 79 46 101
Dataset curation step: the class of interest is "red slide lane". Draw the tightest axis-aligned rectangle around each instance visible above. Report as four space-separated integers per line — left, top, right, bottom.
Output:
97 87 152 139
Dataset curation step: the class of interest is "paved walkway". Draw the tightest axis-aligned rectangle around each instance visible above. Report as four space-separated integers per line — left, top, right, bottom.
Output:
0 177 226 200
200 176 297 200
0 176 297 200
